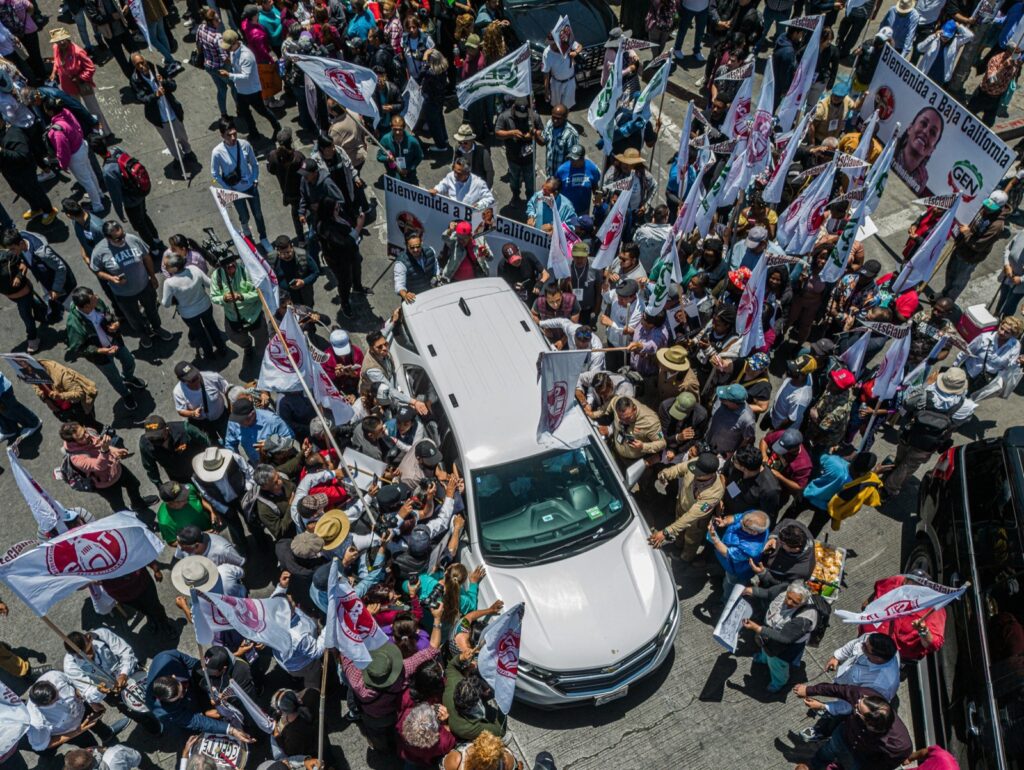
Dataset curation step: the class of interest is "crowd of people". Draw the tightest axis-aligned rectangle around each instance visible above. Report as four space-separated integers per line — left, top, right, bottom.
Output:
0 0 1022 767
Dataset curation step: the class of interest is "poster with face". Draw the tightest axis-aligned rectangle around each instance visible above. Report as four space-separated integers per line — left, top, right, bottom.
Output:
0 353 51 386
865 46 1013 222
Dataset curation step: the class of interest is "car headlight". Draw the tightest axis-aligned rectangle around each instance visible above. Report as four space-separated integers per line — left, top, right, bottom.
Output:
657 602 678 645
518 659 556 683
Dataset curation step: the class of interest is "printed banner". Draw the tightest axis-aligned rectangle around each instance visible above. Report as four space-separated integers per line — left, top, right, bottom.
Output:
865 46 1013 220
537 350 591 443
323 559 388 668
0 512 164 616
382 176 550 274
836 579 967 624
477 603 525 714
8 446 68 536
457 44 532 109
192 590 296 656
0 353 51 385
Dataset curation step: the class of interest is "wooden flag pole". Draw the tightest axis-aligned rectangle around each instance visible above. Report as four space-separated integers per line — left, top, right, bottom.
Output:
41 614 90 660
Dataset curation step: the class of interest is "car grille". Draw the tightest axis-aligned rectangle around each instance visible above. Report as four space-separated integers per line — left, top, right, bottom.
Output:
548 639 660 695
577 45 605 77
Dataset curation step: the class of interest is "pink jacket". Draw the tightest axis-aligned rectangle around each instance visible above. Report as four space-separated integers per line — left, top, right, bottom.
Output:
241 19 273 63
52 42 97 97
64 431 123 489
47 108 84 171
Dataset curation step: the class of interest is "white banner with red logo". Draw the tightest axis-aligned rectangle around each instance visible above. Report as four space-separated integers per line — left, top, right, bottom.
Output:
864 46 1012 222
536 350 591 446
744 58 775 185
210 187 281 314
0 681 29 761
871 327 912 401
191 589 296 656
592 174 637 270
0 512 163 616
776 16 822 132
836 578 967 624
323 559 388 668
777 160 837 255
736 255 768 357
551 15 575 55
8 446 68 536
722 70 753 140
477 602 524 714
294 55 379 122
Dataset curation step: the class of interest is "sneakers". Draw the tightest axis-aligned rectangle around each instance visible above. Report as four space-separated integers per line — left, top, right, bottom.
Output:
340 302 353 318
789 726 825 743
155 328 174 342
26 338 40 353
40 208 58 226
693 51 706 63
125 376 148 389
259 237 273 252
27 664 53 678
21 209 41 220
673 49 686 62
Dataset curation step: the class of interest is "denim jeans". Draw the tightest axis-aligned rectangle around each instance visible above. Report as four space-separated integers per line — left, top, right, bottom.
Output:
232 184 267 240
0 387 41 436
508 163 535 198
941 256 979 301
117 283 163 337
673 7 708 54
148 20 176 65
73 8 94 48
206 66 233 116
94 341 137 398
760 7 792 48
811 729 861 770
997 283 1024 316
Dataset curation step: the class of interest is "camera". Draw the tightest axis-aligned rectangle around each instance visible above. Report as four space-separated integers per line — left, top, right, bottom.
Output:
200 227 239 269
375 510 400 532
425 580 445 609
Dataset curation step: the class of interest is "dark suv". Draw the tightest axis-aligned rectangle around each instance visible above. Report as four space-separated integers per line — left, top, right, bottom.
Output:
906 427 1024 769
502 0 617 90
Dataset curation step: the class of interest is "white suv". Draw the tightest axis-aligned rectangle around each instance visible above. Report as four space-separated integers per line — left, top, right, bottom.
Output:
386 278 679 708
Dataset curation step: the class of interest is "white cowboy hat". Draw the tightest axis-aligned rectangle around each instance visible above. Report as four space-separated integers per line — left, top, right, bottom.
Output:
170 555 219 595
192 447 233 483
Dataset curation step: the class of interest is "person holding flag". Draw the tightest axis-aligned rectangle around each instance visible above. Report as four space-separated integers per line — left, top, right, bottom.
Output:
542 22 582 108
855 572 957 661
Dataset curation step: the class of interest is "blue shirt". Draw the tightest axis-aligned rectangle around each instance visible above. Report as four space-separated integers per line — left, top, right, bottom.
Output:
73 213 105 258
145 651 228 735
803 454 851 511
712 517 769 580
224 408 295 463
526 192 579 228
556 159 602 215
346 9 377 39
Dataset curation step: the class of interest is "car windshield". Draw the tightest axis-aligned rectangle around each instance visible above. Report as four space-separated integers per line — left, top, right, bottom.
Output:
471 439 630 561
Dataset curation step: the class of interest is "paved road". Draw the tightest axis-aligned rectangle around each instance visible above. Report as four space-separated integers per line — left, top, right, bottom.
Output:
1 7 1020 769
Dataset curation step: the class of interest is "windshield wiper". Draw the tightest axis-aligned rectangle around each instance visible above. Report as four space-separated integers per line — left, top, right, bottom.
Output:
532 526 619 562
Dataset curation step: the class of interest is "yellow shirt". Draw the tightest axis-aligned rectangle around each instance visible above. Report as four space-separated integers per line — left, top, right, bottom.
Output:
827 472 882 530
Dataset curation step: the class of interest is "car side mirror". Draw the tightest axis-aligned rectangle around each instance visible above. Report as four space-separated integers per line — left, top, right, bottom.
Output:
624 459 645 489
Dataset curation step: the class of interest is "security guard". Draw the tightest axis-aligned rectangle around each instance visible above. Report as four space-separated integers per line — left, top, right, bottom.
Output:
649 452 726 562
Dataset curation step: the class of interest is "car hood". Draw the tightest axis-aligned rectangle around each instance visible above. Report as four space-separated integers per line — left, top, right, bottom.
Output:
504 0 614 50
482 521 674 671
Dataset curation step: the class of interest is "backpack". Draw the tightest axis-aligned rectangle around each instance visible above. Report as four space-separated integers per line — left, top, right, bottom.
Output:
113 149 151 196
905 390 963 452
57 451 94 492
806 593 832 647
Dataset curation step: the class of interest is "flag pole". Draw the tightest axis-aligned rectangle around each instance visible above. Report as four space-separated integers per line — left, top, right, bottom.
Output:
256 291 376 521
161 96 189 180
316 560 337 768
40 614 90 660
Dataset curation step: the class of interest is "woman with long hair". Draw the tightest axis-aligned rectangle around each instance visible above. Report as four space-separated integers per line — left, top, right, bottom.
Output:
269 687 318 758
418 49 451 153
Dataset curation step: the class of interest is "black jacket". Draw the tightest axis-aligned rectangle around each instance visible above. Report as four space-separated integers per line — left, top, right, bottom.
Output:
0 124 36 174
139 421 211 486
130 63 185 127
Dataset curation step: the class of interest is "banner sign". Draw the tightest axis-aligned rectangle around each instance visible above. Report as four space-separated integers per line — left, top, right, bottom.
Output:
0 353 51 385
865 47 1013 220
382 176 550 274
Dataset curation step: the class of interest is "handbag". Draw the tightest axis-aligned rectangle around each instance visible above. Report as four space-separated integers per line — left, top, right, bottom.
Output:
189 44 205 69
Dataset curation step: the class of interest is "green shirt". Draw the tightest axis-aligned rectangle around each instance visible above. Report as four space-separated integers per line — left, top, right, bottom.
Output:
157 485 211 544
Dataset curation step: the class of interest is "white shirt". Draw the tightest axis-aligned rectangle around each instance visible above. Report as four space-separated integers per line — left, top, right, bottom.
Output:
634 223 672 272
955 331 1021 379
173 372 229 420
434 172 496 210
26 671 86 750
770 376 814 430
602 292 643 347
829 633 901 715
542 46 576 80
539 317 606 373
63 628 138 705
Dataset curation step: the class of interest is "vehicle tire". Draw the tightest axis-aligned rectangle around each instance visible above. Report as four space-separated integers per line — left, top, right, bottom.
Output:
904 541 936 580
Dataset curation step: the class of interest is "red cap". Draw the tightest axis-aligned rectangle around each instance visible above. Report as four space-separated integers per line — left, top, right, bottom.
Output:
895 289 920 320
830 368 856 390
455 221 472 236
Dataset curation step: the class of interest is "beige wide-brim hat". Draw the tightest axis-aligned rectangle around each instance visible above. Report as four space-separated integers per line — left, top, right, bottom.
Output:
313 509 352 551
192 447 233 483
171 555 220 595
49 27 73 43
656 345 691 372
613 148 645 167
453 124 477 143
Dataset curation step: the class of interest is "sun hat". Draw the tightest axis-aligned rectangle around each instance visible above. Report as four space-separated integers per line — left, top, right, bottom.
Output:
49 27 72 43
613 148 645 167
364 644 405 689
935 367 968 395
656 346 691 372
453 124 476 143
313 509 351 550
171 555 220 594
192 447 234 483
896 0 915 13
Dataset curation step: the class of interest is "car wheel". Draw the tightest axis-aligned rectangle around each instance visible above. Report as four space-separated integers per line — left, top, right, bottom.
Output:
904 541 937 580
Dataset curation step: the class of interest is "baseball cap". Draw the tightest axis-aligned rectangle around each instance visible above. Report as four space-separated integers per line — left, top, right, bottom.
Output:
745 226 768 249
376 482 412 512
414 440 442 466
690 452 720 476
941 19 957 36
219 29 240 49
330 328 352 357
502 243 522 266
174 361 198 380
571 241 590 258
568 144 585 160
230 398 255 421
716 383 748 403
158 480 190 504
143 415 168 438
876 26 894 41
832 80 851 98
301 157 320 174
616 279 639 297
668 392 697 420
262 434 295 454
455 221 473 236
396 405 417 423
859 259 881 278
787 353 818 376
772 429 804 453
829 368 856 390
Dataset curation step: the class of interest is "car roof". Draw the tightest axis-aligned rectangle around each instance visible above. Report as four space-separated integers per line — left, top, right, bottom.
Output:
400 278 592 468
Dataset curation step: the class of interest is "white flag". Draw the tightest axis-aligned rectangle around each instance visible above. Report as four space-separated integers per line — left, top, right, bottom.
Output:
892 195 961 293
864 125 900 217
633 59 670 123
646 241 681 315
736 255 769 356
820 194 868 283
0 512 164 616
258 306 307 392
477 603 525 714
294 55 379 121
777 160 836 254
776 17 822 131
0 681 30 761
836 578 967 624
720 136 750 206
872 329 912 401
763 111 812 204
675 101 695 194
8 446 67 536
674 171 704 239
225 680 274 734
402 76 424 131
192 590 297 656
127 0 151 50
592 174 636 270
695 151 735 238
589 45 623 155
839 329 871 376
722 70 753 140
537 350 591 443
210 187 280 313
745 58 775 185
457 44 532 109
547 197 571 280
323 559 388 668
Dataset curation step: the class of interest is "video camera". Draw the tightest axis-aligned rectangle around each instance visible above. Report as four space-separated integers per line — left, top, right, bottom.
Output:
200 227 239 269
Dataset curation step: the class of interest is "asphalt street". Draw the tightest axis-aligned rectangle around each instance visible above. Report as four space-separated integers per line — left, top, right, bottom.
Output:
0 7 1021 769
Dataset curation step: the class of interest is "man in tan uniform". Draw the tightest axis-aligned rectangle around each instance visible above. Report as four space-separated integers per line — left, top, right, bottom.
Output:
593 395 666 463
649 452 725 561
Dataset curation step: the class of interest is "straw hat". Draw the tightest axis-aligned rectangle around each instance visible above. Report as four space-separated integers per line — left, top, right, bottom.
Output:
656 346 691 372
49 27 73 43
192 447 234 483
313 509 351 551
896 0 915 13
613 148 645 167
171 555 220 595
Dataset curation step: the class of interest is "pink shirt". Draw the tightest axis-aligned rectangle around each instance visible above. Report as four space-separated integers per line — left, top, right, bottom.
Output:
52 42 96 97
47 108 84 170
241 18 274 63
912 746 960 770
